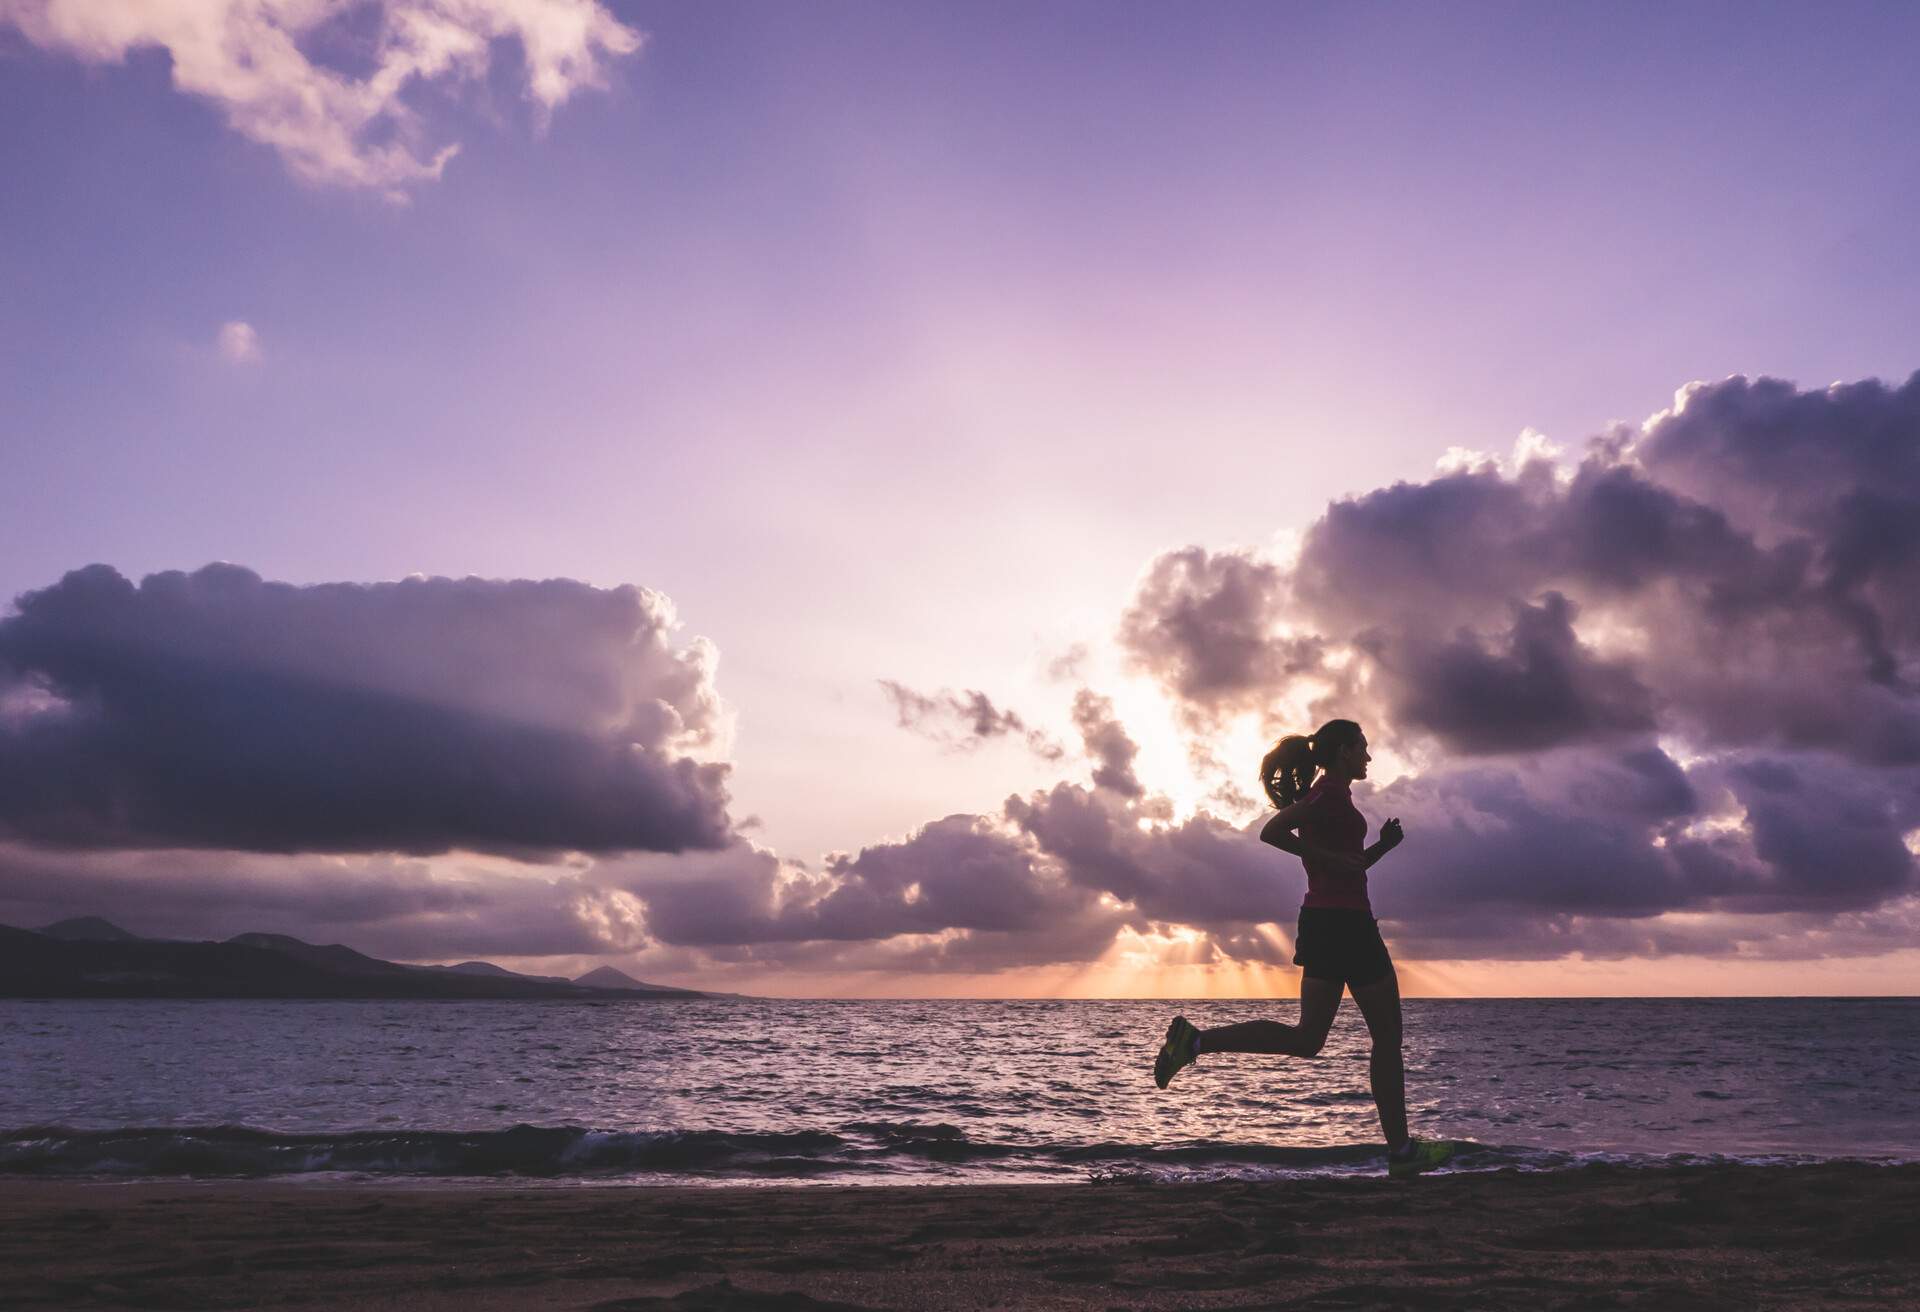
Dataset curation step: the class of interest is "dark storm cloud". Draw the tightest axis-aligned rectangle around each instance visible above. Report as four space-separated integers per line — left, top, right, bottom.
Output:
1320 745 1920 961
1693 755 1918 910
1631 373 1920 702
878 680 1064 760
1358 751 1700 938
1117 546 1325 723
1633 373 1920 551
1366 591 1656 753
0 564 733 856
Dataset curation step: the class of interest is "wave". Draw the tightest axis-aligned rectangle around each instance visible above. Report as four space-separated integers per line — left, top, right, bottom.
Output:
0 1125 858 1179
0 1123 1898 1181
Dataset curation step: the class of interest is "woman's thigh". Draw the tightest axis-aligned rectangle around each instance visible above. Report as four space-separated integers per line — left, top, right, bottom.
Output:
1297 974 1344 1045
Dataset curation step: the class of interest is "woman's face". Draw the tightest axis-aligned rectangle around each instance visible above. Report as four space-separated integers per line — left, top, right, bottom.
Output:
1338 734 1371 781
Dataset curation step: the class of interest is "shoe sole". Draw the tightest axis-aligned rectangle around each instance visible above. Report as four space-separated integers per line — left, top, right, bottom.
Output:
1388 1142 1456 1178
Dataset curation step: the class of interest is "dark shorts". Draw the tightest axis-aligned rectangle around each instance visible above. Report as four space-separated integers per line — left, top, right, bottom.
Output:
1293 907 1393 990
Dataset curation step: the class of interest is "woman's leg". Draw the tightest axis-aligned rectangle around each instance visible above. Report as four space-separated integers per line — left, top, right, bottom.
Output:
1198 976 1343 1056
1349 969 1407 1149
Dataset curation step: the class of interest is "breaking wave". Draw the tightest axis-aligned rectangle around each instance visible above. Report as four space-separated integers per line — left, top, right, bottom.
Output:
0 1122 1889 1182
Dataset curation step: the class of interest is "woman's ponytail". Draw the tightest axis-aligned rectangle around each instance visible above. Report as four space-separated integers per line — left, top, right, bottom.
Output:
1260 735 1316 808
1258 719 1362 808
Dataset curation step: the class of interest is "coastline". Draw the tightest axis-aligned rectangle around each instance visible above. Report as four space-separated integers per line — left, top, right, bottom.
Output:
6 1163 1917 1309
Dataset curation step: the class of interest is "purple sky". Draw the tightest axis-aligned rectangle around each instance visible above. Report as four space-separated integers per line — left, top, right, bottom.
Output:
2 2 1917 995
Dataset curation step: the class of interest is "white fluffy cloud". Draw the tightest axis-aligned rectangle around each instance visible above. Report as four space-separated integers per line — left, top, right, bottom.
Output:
216 319 260 362
0 0 643 192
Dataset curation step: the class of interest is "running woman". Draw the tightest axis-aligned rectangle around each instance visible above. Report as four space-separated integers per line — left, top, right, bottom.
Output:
1151 719 1453 1178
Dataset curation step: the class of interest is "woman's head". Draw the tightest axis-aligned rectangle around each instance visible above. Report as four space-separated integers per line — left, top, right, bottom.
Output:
1259 719 1368 808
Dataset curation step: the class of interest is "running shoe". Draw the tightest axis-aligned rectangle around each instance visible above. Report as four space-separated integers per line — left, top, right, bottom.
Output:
1387 1136 1454 1178
1153 1015 1200 1089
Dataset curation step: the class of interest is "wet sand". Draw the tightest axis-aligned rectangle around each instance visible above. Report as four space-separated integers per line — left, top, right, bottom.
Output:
4 1164 1916 1310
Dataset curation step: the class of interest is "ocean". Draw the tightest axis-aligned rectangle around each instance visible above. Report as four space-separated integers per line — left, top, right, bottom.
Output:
4 997 1916 1183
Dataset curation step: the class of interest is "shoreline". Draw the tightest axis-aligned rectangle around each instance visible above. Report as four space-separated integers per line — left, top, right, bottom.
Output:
6 1163 1918 1309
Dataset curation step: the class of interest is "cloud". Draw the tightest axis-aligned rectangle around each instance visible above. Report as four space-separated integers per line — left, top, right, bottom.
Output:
1123 372 1920 769
1633 374 1920 552
1045 642 1089 682
1006 783 1278 930
1117 546 1325 726
816 815 1094 941
591 825 1133 974
878 680 1063 761
1632 374 1920 695
0 841 624 960
0 563 733 856
216 319 260 363
857 729 1915 970
5 371 1916 984
0 0 643 192
1364 591 1656 754
1086 371 1920 963
1348 745 1920 961
1070 688 1143 799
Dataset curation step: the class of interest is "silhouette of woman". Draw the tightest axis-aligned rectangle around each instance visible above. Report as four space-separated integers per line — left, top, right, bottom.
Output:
1152 719 1452 1177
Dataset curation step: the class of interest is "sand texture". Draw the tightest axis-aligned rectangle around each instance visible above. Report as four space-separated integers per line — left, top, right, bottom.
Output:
4 1164 1917 1310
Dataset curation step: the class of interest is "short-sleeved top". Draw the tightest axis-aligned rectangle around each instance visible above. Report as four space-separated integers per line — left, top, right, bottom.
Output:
1296 775 1371 911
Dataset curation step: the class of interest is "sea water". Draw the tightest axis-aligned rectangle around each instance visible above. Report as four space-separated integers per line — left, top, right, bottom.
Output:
4 997 1916 1182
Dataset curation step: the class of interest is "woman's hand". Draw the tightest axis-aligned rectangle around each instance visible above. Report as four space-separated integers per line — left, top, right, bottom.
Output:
1360 820 1404 871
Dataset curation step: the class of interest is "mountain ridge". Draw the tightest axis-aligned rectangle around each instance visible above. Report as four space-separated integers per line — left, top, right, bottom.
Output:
0 922 715 1001
37 916 141 942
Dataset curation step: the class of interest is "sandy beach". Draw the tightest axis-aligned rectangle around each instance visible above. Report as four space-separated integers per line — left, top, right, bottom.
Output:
4 1163 1916 1310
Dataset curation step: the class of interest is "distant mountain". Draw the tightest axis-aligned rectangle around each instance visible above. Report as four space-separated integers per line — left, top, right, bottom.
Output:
424 961 573 985
38 916 142 942
576 965 669 991
576 964 745 998
575 965 642 989
226 932 415 978
0 922 712 1001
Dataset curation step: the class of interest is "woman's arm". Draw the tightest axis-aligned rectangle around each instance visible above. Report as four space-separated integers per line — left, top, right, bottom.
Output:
1258 798 1315 851
1260 799 1364 873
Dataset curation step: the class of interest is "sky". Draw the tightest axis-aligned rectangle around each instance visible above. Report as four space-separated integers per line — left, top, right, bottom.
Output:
1 1 1917 997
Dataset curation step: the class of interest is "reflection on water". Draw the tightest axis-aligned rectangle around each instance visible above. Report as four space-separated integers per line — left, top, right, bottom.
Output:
4 997 1915 1180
